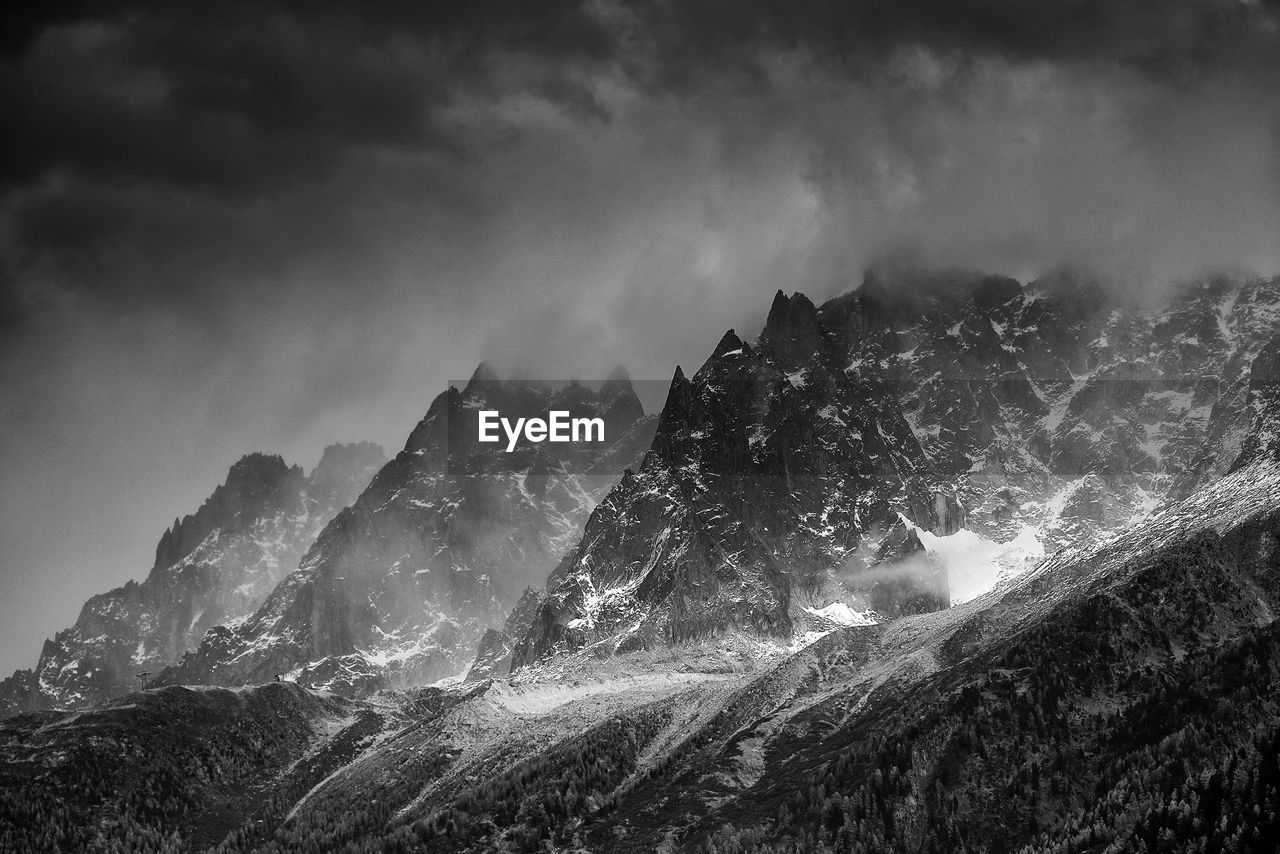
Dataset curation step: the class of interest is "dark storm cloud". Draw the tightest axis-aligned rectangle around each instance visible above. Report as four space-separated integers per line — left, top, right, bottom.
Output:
0 0 632 330
5 0 1277 194
0 0 1273 331
0 0 614 187
623 0 1280 91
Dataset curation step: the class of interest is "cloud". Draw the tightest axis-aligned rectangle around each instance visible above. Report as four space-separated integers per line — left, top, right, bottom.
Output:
0 0 1276 328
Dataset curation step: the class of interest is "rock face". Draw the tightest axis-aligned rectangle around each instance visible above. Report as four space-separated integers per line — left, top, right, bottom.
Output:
826 270 1280 544
511 274 1280 669
0 444 385 716
465 587 544 683
158 370 656 694
1230 334 1280 471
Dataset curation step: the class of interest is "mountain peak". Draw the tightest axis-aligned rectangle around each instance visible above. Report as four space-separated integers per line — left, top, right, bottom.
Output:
308 442 387 509
601 365 638 402
311 442 386 479
970 274 1023 313
759 289 827 366
598 368 645 428
155 453 304 570
712 328 746 357
766 288 790 319
762 290 818 332
648 365 694 462
465 361 501 391
226 452 295 484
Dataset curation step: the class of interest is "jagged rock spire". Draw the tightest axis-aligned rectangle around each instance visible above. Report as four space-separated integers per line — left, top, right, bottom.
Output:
464 361 501 393
758 290 829 367
712 329 747 358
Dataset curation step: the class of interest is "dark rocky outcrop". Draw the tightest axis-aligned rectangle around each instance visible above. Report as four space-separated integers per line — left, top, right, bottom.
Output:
466 588 544 683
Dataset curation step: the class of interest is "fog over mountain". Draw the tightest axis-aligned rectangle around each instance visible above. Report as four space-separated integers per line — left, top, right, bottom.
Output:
2 0 1279 682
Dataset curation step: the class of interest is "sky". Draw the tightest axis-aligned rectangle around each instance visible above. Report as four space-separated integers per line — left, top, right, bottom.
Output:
2 0 1280 676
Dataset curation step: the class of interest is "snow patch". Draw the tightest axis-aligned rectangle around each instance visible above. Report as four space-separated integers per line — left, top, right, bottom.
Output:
915 524 1044 604
803 602 876 626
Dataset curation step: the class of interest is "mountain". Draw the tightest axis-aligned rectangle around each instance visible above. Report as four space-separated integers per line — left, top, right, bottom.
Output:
509 274 1280 670
3 384 1279 852
0 443 385 717
157 370 657 696
3 274 1280 853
